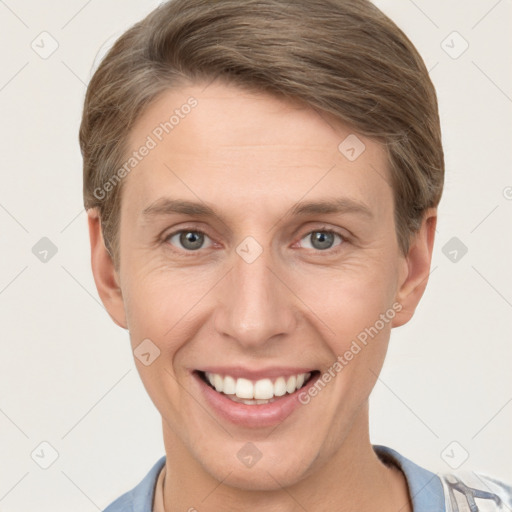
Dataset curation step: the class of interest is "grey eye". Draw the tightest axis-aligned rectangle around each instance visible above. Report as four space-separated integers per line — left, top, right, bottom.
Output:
167 230 212 251
300 231 343 251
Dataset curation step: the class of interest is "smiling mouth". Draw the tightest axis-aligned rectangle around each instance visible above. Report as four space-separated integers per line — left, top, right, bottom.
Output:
196 370 320 405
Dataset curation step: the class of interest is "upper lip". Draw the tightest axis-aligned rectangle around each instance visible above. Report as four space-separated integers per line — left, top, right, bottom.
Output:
194 366 317 380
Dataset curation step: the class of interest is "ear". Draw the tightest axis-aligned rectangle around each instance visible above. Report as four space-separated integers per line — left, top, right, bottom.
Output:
392 208 437 327
87 208 127 329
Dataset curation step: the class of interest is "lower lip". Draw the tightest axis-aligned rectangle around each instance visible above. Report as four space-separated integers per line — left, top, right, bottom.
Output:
192 371 320 428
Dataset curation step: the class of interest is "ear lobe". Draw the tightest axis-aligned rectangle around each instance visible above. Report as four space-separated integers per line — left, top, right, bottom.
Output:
392 208 437 328
87 208 127 329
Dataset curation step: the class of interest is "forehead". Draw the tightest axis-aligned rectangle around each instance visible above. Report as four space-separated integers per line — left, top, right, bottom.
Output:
122 81 392 220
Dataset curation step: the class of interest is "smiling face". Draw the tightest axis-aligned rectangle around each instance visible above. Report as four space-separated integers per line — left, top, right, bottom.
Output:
88 80 436 495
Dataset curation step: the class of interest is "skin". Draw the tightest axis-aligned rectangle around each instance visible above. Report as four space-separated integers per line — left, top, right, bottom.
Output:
88 80 436 511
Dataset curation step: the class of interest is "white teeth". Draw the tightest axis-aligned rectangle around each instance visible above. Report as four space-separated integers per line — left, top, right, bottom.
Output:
228 395 276 405
286 375 297 394
203 371 312 402
235 378 254 399
213 374 223 392
274 377 287 396
254 378 274 399
223 375 236 395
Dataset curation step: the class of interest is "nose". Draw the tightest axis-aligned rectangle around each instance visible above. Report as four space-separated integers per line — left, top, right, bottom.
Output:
213 238 298 349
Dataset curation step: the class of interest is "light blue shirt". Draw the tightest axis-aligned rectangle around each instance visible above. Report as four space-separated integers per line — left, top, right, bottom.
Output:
103 445 512 511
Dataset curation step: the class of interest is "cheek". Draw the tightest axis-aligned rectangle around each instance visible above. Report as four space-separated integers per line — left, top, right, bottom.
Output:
121 266 218 396
122 270 198 421
306 256 399 402
122 246 400 355
123 270 195 346
305 259 399 340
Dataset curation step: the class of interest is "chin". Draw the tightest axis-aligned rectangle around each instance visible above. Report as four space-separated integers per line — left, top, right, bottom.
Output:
196 442 316 492
214 462 308 492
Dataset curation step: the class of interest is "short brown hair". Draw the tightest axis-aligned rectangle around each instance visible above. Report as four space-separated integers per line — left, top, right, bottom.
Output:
80 0 444 265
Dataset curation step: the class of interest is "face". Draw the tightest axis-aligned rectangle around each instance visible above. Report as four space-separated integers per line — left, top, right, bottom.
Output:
90 80 434 491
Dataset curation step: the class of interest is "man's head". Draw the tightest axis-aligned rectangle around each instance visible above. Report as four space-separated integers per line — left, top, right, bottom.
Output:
80 0 444 266
81 0 443 494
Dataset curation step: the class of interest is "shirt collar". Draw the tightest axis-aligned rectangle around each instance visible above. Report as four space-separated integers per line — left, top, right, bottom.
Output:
374 444 446 512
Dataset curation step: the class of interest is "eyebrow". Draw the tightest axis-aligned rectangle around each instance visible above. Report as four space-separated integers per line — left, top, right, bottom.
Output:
290 198 373 218
142 197 374 221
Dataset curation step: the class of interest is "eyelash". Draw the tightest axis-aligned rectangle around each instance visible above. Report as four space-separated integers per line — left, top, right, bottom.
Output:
162 226 347 256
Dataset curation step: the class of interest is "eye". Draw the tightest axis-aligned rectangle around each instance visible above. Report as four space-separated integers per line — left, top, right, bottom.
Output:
299 229 345 252
163 228 346 254
165 229 213 251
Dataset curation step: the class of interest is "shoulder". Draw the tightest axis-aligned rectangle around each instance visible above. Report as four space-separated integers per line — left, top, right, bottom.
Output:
374 445 511 512
439 470 512 512
103 455 166 512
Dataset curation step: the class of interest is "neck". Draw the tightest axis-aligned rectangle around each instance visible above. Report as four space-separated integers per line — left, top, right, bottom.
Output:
161 405 412 512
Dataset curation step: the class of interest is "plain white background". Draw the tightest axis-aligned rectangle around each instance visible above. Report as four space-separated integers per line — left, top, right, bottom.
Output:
0 1 510 510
